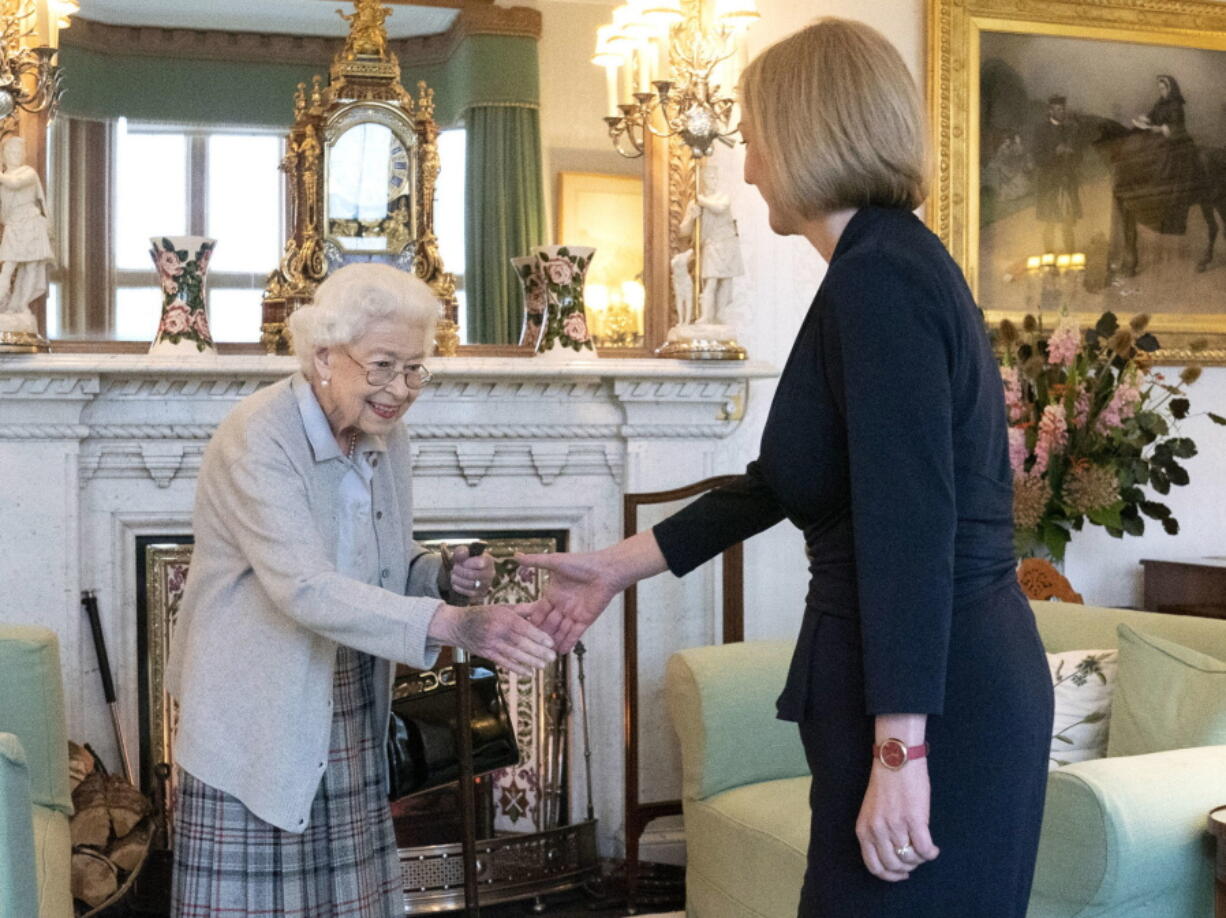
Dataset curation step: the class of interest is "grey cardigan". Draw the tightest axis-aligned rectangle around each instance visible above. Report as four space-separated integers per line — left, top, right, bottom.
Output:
166 374 443 832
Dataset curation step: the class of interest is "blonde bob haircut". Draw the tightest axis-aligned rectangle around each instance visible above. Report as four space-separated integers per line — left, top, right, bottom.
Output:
739 17 927 218
288 262 440 377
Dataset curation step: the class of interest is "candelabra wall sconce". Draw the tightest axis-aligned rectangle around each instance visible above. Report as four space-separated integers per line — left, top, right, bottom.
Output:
592 0 756 360
1024 251 1086 315
0 0 72 134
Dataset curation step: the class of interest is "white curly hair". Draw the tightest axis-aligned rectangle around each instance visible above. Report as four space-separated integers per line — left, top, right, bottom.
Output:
288 263 441 377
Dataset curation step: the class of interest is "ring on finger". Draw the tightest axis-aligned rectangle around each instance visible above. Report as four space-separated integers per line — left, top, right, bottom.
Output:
895 843 913 859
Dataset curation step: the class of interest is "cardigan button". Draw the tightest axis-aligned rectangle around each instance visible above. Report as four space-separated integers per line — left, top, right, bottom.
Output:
376 511 383 520
381 568 390 579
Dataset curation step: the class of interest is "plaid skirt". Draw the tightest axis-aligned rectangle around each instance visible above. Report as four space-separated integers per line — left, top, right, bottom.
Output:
171 646 402 917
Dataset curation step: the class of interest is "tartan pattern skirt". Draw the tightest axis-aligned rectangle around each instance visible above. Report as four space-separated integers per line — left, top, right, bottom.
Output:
171 646 402 917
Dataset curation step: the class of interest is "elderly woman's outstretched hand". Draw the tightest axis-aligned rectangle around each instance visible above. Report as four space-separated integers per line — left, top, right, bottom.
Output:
428 599 556 677
514 551 623 654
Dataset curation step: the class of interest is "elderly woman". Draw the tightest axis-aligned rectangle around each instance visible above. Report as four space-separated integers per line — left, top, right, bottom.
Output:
521 18 1052 917
167 262 555 917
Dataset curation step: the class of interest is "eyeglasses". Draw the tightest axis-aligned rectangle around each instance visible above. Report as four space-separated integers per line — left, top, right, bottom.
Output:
342 350 434 389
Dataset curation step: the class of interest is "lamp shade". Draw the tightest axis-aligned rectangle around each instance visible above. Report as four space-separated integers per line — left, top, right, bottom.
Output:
592 23 627 67
715 0 759 29
612 3 652 40
638 0 683 28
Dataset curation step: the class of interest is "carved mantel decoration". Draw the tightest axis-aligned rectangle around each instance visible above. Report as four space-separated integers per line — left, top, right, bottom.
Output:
260 0 459 356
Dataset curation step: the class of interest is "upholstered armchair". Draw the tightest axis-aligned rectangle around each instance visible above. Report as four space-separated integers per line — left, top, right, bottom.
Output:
0 624 74 918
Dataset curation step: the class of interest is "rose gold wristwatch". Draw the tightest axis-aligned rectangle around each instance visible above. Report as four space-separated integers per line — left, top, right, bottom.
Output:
872 738 929 770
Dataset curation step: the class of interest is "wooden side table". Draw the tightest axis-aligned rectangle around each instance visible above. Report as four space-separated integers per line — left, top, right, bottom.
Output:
1210 805 1226 917
1141 558 1226 619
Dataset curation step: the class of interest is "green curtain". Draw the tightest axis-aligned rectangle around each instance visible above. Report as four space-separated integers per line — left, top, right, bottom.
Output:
464 104 546 344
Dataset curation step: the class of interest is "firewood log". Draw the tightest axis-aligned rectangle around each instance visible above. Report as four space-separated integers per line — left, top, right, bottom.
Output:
107 778 149 837
70 773 111 848
107 818 152 873
71 848 118 908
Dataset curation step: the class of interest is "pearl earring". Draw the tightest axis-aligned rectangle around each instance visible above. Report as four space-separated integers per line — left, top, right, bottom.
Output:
321 377 330 387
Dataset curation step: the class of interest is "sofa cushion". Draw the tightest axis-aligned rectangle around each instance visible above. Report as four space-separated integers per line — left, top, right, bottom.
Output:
666 643 808 801
1108 624 1226 757
32 804 72 918
683 776 808 918
1047 649 1117 769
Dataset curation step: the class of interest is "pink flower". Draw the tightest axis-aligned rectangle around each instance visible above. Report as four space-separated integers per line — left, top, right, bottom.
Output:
1072 385 1090 428
160 303 191 336
1000 365 1025 423
156 249 184 278
1047 316 1081 367
563 312 589 342
1095 370 1142 433
161 276 179 296
1007 426 1028 476
1032 403 1068 476
190 309 212 339
544 258 574 285
525 279 546 315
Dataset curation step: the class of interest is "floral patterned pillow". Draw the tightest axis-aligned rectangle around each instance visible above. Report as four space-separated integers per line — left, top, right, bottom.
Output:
1047 649 1119 769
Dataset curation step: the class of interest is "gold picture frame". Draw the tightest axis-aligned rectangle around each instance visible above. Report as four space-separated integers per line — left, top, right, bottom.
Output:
556 171 646 349
928 0 1226 364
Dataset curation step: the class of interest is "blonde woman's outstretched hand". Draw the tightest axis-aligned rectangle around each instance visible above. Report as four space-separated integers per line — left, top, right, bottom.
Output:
513 551 622 654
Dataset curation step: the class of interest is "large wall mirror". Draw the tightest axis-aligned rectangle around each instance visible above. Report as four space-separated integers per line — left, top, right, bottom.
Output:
31 0 657 355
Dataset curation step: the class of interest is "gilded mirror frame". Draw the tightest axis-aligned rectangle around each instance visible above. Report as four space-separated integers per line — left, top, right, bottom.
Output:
928 0 1226 365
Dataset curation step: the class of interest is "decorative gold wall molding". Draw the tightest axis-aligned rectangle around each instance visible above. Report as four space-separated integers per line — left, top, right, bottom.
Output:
61 6 540 68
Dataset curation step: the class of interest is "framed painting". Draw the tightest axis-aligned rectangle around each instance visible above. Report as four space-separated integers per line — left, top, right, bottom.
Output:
556 171 645 349
928 0 1226 363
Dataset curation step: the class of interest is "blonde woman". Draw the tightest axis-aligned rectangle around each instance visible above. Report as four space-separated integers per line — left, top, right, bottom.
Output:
167 263 555 917
521 19 1052 916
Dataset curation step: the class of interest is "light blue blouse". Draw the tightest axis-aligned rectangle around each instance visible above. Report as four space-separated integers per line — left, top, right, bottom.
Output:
294 379 386 585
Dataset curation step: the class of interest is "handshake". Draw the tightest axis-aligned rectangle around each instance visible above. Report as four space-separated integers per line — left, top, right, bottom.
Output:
428 545 628 678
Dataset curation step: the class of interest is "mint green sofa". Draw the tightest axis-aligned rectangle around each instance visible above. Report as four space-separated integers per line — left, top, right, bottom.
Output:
0 624 74 918
664 602 1226 918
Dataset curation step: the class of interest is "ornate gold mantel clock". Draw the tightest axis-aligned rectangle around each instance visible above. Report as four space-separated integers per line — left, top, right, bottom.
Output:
261 0 459 355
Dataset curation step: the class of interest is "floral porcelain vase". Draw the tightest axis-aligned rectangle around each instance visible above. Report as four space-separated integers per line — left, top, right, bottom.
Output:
512 254 547 348
529 244 597 360
149 235 217 356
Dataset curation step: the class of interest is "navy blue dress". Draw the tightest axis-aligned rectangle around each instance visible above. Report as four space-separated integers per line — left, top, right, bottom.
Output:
654 207 1053 917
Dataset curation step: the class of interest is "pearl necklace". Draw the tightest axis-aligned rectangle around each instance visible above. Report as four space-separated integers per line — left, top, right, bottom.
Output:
346 430 358 459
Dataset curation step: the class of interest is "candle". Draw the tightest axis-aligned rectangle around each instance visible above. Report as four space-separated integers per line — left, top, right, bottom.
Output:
638 38 653 92
1025 255 1041 271
1040 252 1056 267
605 64 620 118
1056 254 1071 270
1071 252 1086 268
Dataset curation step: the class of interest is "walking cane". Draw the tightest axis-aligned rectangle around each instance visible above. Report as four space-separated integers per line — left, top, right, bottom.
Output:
451 542 486 918
81 591 135 784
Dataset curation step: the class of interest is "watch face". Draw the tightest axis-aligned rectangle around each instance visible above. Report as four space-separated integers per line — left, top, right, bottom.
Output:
879 739 907 769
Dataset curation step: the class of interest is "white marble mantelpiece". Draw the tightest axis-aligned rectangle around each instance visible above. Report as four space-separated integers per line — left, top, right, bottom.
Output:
0 353 776 857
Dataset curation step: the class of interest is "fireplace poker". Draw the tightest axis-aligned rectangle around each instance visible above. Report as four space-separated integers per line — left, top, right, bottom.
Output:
451 540 486 917
81 590 135 784
574 641 595 823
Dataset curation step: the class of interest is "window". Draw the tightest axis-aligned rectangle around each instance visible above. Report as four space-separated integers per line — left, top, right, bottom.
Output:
436 128 467 341
112 121 285 343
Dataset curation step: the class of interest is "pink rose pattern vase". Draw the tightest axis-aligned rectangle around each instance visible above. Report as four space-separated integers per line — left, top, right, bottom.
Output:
149 235 216 355
532 244 596 356
512 254 547 348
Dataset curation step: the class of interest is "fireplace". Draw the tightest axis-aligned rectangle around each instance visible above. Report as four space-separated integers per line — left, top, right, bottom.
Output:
0 353 773 863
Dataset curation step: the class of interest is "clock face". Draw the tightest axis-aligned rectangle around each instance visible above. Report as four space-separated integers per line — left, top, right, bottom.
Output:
389 140 410 194
878 740 907 769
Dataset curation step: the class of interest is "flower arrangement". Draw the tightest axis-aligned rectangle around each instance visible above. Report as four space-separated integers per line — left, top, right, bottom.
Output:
998 309 1225 562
